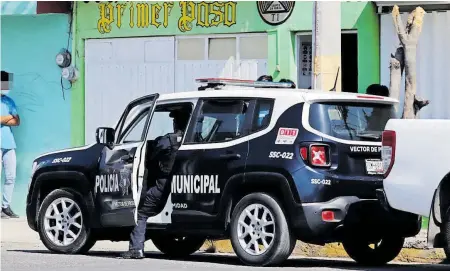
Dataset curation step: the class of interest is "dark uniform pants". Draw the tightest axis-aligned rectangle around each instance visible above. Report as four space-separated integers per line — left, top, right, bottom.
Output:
129 180 166 251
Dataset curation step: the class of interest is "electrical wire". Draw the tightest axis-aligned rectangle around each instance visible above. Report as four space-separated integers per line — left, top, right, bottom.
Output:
60 4 74 100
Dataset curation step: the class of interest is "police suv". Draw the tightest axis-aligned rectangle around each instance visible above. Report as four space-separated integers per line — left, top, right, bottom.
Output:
26 78 420 266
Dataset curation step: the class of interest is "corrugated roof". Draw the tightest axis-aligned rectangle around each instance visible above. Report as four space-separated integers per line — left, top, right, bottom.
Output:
374 1 450 7
374 1 450 13
0 1 36 15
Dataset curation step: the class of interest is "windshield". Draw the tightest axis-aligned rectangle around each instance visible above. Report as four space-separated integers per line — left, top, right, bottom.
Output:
309 102 397 141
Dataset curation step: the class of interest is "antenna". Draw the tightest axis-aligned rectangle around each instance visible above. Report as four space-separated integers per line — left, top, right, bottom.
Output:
329 67 340 92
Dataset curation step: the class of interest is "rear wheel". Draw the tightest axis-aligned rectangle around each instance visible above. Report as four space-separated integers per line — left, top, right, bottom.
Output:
342 235 404 266
230 193 295 266
151 235 205 258
37 189 95 254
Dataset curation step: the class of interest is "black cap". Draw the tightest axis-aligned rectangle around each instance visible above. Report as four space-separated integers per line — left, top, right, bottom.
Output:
366 84 389 97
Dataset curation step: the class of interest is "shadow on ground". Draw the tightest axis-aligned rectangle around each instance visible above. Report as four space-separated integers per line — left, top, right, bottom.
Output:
9 249 450 270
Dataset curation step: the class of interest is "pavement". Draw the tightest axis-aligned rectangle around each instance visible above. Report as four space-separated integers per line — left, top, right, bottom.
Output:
2 218 450 271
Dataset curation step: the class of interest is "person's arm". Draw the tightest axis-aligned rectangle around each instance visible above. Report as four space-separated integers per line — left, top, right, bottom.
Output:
3 98 20 126
1 114 20 126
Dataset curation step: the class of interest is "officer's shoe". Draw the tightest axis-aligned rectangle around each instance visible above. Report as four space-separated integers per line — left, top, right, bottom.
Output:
119 249 144 259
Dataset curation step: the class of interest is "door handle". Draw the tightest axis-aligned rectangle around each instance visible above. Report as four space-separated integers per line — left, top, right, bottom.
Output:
219 153 241 160
120 154 134 163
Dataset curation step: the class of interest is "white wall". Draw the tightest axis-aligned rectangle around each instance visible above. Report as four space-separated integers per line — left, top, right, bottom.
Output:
84 34 267 144
85 37 176 144
380 10 450 119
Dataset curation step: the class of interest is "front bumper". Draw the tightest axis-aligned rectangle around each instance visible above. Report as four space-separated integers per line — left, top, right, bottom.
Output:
289 195 421 244
26 202 38 231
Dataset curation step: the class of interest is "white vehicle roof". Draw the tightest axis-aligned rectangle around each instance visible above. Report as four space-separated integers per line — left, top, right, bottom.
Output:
158 87 398 105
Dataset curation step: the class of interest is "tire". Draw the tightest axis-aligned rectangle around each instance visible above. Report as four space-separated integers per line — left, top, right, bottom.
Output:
37 189 94 254
79 236 97 254
342 235 405 266
230 192 295 266
442 206 450 260
152 235 206 258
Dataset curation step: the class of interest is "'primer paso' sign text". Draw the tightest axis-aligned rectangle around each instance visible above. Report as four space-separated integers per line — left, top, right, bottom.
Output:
97 1 237 34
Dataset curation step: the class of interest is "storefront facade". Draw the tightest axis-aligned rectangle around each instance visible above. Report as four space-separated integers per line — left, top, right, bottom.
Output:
71 1 381 146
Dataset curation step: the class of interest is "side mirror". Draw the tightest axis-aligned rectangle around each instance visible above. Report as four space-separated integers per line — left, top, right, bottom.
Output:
96 127 115 145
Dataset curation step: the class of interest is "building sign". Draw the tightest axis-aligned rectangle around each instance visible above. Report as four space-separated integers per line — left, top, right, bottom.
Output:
97 1 237 34
257 1 295 26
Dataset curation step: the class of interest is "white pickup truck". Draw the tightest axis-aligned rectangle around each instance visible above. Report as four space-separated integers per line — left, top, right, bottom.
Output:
379 119 450 258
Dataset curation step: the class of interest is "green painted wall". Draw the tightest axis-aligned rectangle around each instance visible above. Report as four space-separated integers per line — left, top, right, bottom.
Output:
353 2 380 94
72 1 380 147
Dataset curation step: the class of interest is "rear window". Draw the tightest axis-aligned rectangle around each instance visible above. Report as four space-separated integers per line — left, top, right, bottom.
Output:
309 102 396 141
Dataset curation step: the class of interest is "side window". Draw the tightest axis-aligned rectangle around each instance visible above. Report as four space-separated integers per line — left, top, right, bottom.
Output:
146 102 194 141
252 99 274 132
187 99 250 144
146 111 174 140
121 109 150 143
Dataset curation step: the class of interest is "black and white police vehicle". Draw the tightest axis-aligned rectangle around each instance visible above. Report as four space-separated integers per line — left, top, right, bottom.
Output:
26 78 421 266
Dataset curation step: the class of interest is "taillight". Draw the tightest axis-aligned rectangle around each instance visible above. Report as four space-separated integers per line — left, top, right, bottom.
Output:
300 144 331 167
381 130 396 178
300 147 308 160
310 145 330 167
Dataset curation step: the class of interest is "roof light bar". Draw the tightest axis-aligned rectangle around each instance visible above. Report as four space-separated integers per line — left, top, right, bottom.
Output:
195 78 294 89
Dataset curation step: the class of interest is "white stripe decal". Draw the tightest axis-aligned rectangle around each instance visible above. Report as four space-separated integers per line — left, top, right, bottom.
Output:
34 143 96 160
179 96 304 150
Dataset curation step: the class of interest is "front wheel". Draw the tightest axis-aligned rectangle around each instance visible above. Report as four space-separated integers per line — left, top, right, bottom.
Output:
442 206 450 259
151 235 205 258
342 235 404 266
37 189 95 254
230 193 295 267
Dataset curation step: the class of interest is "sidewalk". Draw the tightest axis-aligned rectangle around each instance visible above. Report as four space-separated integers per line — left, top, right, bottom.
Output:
0 218 155 252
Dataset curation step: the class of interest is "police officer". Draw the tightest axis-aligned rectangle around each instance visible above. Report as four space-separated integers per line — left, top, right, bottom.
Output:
119 110 189 259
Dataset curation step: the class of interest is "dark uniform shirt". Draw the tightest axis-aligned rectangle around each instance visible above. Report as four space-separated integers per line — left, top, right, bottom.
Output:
138 130 183 215
150 130 183 191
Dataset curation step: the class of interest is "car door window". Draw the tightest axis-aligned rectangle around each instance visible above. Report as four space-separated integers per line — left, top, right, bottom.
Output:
115 95 156 144
121 109 150 143
186 99 251 144
146 102 194 141
252 99 274 132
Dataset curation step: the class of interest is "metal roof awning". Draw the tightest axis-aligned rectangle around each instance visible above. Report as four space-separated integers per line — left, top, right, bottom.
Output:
0 1 36 15
374 1 450 13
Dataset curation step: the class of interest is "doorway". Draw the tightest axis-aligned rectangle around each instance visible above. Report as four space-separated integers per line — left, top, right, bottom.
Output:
296 32 358 92
341 33 358 93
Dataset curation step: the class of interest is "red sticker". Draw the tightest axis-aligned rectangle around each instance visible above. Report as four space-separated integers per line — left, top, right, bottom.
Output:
275 128 299 144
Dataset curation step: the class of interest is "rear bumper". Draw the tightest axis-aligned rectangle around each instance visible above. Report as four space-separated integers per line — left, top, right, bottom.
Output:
289 195 421 244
